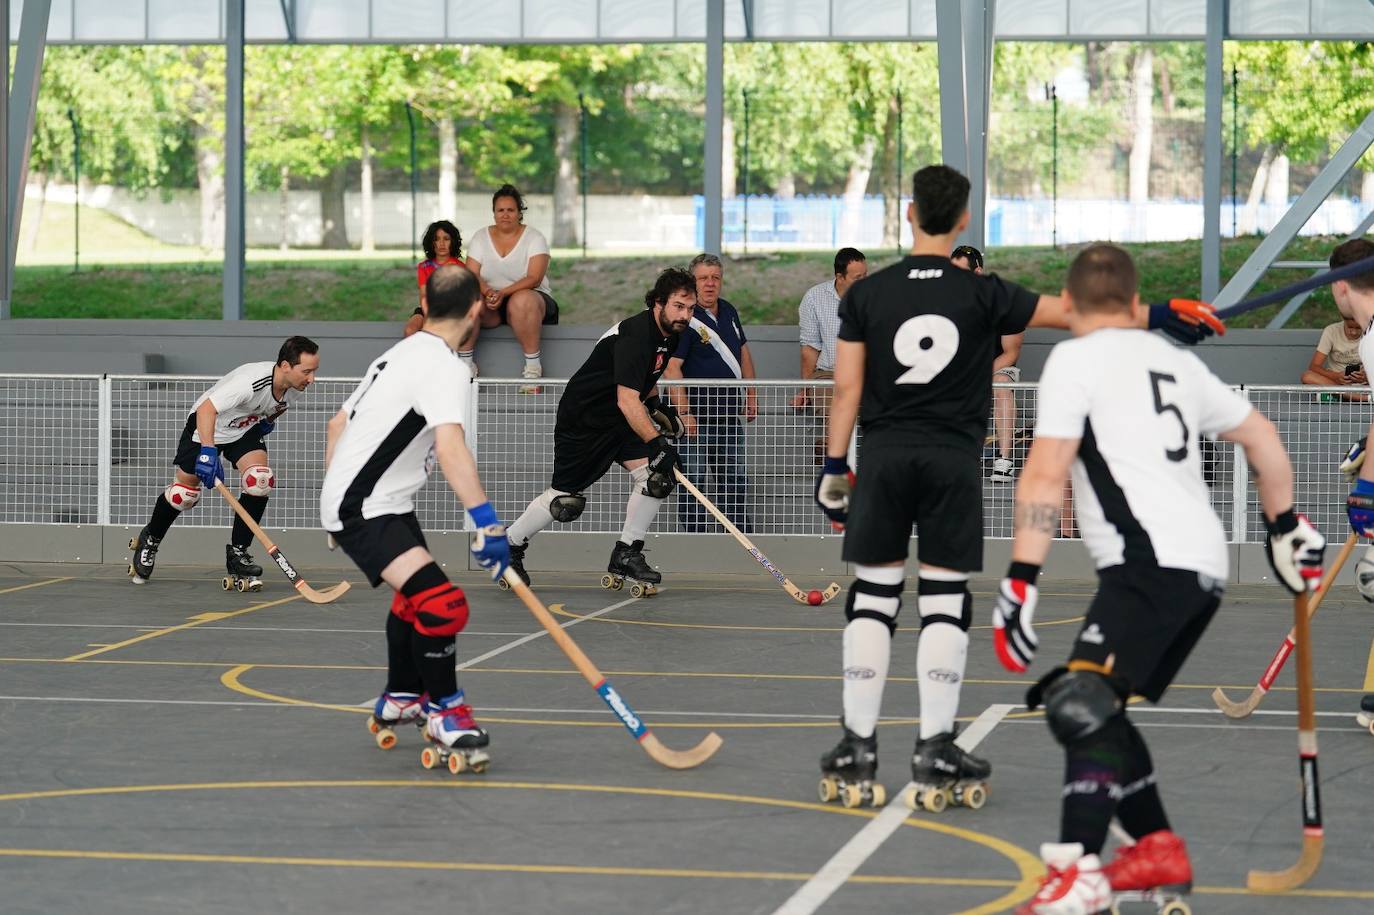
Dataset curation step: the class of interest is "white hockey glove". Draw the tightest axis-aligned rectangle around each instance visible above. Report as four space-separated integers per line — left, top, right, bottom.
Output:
1263 509 1325 594
1340 440 1365 485
993 562 1040 674
814 456 853 529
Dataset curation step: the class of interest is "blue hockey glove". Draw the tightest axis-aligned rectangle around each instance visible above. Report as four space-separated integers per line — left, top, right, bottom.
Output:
993 562 1040 674
256 419 275 436
814 456 854 530
1350 481 1374 539
1148 299 1224 345
468 502 510 581
194 445 224 489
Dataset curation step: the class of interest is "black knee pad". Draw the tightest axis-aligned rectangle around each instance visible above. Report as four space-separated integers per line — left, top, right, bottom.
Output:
550 492 586 523
1039 669 1128 747
645 470 675 499
844 578 904 635
916 576 972 631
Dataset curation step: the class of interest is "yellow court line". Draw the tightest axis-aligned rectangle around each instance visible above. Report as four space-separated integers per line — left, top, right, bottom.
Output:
0 577 73 595
63 595 303 661
1363 636 1374 693
547 602 1085 632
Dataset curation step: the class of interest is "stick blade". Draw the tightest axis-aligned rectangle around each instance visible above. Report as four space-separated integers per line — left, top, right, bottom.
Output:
820 582 841 603
640 730 723 770
1213 685 1264 719
1246 835 1323 893
298 580 351 605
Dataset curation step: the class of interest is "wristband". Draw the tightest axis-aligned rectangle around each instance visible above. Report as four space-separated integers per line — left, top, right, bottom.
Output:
468 502 499 529
1264 507 1299 535
1007 561 1042 584
822 456 848 474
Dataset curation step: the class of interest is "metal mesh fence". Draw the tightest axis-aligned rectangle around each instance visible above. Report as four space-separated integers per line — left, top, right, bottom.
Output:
0 375 1362 544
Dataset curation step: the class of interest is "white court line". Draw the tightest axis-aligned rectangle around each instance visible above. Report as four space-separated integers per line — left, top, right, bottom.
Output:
773 703 1015 915
0 621 532 636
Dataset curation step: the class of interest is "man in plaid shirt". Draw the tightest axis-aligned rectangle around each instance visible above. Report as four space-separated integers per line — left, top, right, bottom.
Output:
792 248 868 456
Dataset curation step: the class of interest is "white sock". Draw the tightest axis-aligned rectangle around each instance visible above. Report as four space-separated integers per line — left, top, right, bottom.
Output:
620 465 663 544
842 564 904 738
506 493 555 546
523 351 541 371
917 621 968 739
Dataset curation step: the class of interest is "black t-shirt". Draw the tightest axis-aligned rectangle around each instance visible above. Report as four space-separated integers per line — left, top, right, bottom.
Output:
838 254 1038 449
559 309 679 430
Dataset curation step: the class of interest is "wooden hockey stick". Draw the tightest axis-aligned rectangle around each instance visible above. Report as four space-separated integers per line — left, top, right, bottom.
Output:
1213 533 1356 718
674 469 841 605
1247 589 1323 892
214 481 351 605
501 568 722 770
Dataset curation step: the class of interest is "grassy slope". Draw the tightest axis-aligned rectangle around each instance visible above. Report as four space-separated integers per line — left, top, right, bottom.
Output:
11 202 1348 328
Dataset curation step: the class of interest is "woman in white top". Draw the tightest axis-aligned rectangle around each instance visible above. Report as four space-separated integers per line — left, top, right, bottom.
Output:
465 184 560 392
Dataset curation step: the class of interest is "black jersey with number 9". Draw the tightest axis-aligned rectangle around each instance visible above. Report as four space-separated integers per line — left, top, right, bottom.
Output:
838 254 1038 449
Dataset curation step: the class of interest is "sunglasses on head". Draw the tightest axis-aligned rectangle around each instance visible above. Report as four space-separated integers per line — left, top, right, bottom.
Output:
951 245 984 271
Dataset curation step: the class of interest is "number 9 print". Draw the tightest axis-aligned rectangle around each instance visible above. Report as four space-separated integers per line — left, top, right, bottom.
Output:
894 314 961 385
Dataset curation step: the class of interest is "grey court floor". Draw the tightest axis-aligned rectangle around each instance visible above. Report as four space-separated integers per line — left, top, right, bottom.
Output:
2 560 1373 915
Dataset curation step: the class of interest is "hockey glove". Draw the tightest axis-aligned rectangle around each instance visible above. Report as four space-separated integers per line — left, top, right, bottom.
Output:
993 562 1040 674
1265 508 1325 593
1148 299 1225 345
194 445 224 490
255 419 275 437
468 502 510 581
645 395 687 440
646 435 681 493
1356 545 1374 603
1350 480 1374 538
814 456 855 529
1341 439 1366 484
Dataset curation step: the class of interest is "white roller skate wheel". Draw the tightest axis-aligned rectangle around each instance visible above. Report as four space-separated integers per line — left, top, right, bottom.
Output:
221 576 233 591
375 728 397 750
420 747 439 769
234 578 248 593
903 786 919 811
841 784 866 809
962 784 988 810
600 574 615 589
1161 902 1190 915
249 581 262 592
630 584 645 599
869 784 886 807
447 751 466 775
818 777 839 803
921 789 948 813
366 718 381 736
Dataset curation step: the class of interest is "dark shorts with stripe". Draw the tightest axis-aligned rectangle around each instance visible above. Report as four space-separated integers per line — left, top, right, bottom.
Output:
331 512 428 588
1070 563 1224 702
551 418 652 494
173 414 269 475
842 440 983 571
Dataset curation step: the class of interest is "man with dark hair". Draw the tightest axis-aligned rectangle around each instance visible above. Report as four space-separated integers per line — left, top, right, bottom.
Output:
793 248 868 453
998 243 1321 914
503 267 696 594
952 245 1025 483
322 264 508 773
811 165 1223 814
128 335 321 589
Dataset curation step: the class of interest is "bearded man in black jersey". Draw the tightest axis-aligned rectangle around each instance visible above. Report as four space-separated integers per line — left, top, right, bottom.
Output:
504 267 696 592
810 164 1224 811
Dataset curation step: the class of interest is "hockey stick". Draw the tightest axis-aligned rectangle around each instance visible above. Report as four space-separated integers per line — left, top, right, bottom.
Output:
1247 589 1323 892
500 568 722 769
1212 253 1374 321
674 469 841 605
213 481 351 605
1213 533 1356 718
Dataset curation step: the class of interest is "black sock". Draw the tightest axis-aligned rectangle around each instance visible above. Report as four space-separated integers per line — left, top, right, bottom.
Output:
402 563 459 700
147 495 181 540
1115 718 1170 839
401 562 448 598
231 494 269 549
384 612 423 695
1059 716 1132 855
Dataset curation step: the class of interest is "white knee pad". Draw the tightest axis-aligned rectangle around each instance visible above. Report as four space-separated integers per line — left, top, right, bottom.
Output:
1357 546 1374 603
241 465 275 497
164 481 201 511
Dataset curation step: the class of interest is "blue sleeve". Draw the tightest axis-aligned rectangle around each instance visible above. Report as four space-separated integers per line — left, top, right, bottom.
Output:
673 330 693 360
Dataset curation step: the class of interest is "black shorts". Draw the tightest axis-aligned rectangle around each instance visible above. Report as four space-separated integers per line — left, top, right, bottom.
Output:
173 415 269 476
1070 564 1224 702
551 419 651 493
842 441 983 570
331 512 429 588
498 291 560 326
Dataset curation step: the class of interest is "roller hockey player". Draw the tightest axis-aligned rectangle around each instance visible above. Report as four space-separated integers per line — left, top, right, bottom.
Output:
321 264 509 774
503 267 695 597
994 244 1322 915
128 336 320 589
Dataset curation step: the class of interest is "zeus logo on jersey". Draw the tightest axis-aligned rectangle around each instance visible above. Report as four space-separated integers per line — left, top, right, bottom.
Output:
907 267 944 280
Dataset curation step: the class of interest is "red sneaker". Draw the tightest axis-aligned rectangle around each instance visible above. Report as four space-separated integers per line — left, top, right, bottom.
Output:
1015 843 1111 915
1102 830 1193 892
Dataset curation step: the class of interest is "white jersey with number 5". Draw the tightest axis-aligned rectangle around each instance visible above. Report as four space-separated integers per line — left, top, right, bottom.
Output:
1035 327 1252 579
320 332 472 531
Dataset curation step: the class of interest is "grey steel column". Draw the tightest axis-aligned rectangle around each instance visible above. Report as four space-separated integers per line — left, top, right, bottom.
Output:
935 0 967 178
703 0 724 254
224 0 246 320
1266 208 1374 328
0 0 9 320
1214 107 1374 310
961 0 993 249
1201 0 1224 300
7 0 51 291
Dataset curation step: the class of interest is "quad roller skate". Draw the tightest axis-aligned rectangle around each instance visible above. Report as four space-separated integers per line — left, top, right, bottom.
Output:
817 723 886 809
905 727 991 813
127 527 161 584
1103 830 1193 915
496 541 530 592
366 691 427 749
601 539 660 598
1356 694 1374 733
221 544 264 593
419 693 490 775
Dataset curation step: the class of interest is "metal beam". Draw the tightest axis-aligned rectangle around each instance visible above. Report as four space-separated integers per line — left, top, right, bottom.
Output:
223 0 246 320
704 0 724 254
1214 107 1374 311
1265 207 1374 328
936 0 968 181
0 0 9 320
8 0 51 281
962 0 993 249
278 0 297 42
1201 0 1224 300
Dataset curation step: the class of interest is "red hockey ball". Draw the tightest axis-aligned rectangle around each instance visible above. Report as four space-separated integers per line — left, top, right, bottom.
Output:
807 589 824 606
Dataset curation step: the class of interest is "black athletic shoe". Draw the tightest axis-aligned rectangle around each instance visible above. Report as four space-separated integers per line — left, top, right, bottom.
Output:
226 544 264 578
911 727 992 785
508 541 531 587
609 539 661 585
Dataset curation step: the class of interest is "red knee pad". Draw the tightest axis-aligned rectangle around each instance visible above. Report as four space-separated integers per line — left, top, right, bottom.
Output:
411 584 469 637
389 590 415 624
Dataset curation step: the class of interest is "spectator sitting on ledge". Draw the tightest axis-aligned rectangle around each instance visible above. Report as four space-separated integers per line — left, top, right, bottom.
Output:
1301 312 1369 401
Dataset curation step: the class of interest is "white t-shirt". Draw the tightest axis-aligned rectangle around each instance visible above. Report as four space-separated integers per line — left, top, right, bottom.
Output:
1357 318 1374 378
319 332 472 531
467 225 553 296
1317 321 1363 373
1036 327 1252 580
190 361 288 446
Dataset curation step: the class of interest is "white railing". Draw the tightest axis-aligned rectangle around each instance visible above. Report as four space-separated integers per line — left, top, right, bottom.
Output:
0 374 1364 542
